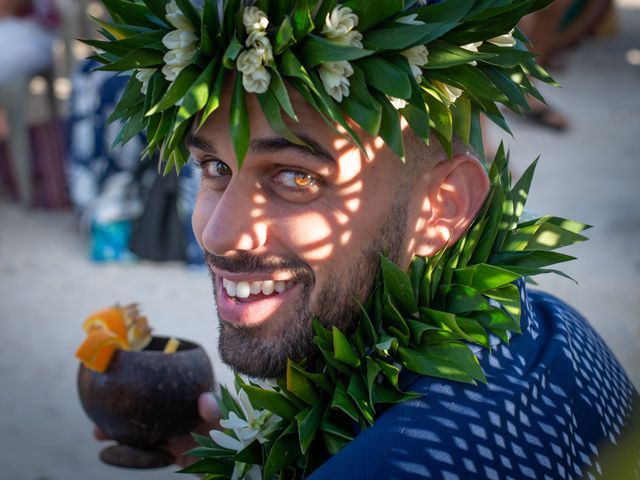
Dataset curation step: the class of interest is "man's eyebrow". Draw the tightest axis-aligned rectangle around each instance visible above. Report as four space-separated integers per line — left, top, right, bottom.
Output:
185 131 216 153
250 135 336 166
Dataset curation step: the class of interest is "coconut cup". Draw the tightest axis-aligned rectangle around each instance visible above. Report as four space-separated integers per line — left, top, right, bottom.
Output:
77 336 214 468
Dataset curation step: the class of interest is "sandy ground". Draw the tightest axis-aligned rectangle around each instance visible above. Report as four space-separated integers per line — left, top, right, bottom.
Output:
1 3 639 480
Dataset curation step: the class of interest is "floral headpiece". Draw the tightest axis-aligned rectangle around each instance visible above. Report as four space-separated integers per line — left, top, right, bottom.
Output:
88 0 555 172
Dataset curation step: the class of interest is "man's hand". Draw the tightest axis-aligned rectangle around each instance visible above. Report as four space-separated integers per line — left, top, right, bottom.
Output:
93 392 222 468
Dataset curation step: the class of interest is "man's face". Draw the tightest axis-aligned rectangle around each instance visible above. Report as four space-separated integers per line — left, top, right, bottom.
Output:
190 83 418 378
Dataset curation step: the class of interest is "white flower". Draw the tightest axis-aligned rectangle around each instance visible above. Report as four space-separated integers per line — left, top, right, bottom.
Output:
441 83 462 105
460 41 483 66
162 29 198 50
243 6 269 34
401 45 429 83
236 48 262 74
165 0 193 31
322 5 359 40
161 42 197 81
242 66 271 94
135 68 155 94
161 2 198 83
319 60 354 102
396 13 425 26
487 29 516 47
246 31 273 62
388 96 407 110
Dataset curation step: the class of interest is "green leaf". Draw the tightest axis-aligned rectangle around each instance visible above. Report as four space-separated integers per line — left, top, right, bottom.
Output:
147 65 201 115
359 56 412 100
222 35 243 69
257 90 305 147
264 422 301 478
332 327 360 368
341 67 382 136
485 283 521 324
399 342 487 383
372 90 405 160
275 16 296 54
232 440 264 464
101 0 162 28
199 65 225 128
177 60 217 123
106 75 144 125
382 296 410 346
286 358 318 405
424 89 452 142
442 284 490 314
364 24 432 51
425 40 497 69
344 0 404 31
380 255 418 315
420 307 479 344
292 0 314 40
98 48 165 71
451 94 472 143
407 319 439 344
230 73 250 168
453 264 520 293
372 382 421 404
348 374 375 425
331 379 360 421
296 400 325 455
366 357 382 402
269 67 297 120
374 358 401 389
299 34 373 67
178 458 234 475
241 385 299 420
491 250 575 270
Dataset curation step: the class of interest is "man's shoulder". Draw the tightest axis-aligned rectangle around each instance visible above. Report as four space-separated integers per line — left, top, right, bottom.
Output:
309 289 640 479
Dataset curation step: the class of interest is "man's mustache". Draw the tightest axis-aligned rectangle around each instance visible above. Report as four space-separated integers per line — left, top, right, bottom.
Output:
204 251 314 284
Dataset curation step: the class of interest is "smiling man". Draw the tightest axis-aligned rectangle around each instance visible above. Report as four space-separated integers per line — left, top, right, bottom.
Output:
188 82 488 380
90 0 640 478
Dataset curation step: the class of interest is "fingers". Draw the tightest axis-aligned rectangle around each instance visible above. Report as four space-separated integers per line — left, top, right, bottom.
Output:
93 425 111 441
198 392 222 428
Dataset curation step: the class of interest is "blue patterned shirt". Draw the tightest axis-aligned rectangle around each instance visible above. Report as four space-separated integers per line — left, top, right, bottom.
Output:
310 287 640 479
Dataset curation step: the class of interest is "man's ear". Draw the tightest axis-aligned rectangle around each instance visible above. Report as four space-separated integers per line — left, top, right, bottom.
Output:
409 154 489 257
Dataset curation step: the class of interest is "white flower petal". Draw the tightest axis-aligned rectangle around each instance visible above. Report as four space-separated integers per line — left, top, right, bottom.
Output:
243 6 269 34
323 5 358 39
397 13 425 26
488 30 516 47
210 429 243 451
165 0 193 31
220 412 249 430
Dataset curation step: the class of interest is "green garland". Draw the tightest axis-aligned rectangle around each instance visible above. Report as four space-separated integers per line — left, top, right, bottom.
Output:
178 146 589 479
86 0 556 172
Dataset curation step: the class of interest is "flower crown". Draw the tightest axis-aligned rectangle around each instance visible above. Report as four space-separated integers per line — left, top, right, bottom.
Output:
88 0 555 173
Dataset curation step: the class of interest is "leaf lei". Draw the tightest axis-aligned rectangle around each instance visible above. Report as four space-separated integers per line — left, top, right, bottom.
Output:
179 146 590 479
86 0 556 173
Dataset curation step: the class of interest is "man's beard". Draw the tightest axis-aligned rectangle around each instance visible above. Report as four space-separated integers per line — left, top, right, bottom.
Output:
207 199 408 379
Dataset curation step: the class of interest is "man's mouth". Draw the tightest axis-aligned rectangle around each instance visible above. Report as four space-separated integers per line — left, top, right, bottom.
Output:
222 278 297 301
215 273 304 327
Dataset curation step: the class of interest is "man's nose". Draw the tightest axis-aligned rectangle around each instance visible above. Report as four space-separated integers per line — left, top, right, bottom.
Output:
199 179 268 256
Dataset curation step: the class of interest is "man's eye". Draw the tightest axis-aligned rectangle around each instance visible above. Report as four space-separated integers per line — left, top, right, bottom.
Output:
275 170 317 189
202 160 231 177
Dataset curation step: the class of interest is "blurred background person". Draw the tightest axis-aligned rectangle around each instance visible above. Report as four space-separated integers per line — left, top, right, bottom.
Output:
519 0 615 131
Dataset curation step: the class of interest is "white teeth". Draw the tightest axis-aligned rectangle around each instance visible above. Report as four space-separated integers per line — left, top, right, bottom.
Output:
223 277 294 298
236 281 251 299
225 280 237 297
250 281 262 295
261 280 275 295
